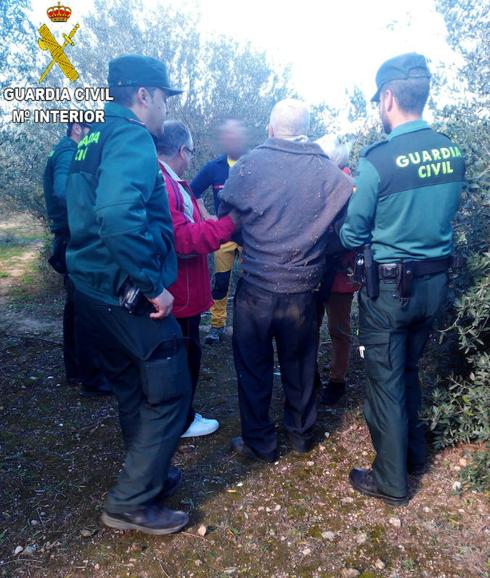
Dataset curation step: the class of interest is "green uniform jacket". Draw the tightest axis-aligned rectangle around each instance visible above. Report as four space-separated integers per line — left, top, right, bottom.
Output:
66 102 177 305
43 136 77 234
340 120 465 262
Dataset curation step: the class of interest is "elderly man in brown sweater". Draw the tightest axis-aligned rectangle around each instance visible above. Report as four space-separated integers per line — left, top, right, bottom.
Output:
219 99 353 461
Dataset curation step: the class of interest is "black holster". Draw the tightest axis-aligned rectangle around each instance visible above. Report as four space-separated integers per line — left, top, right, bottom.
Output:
363 245 379 299
398 262 414 300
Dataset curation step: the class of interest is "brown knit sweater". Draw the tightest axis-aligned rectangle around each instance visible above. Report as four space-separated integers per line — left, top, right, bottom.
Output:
218 137 353 293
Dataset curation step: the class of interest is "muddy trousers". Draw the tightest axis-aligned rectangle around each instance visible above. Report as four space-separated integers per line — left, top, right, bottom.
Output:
74 290 192 513
358 272 448 497
210 241 241 328
232 280 319 457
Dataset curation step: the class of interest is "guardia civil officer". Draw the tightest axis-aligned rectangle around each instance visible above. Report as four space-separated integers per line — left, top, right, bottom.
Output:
65 55 192 534
341 53 465 505
43 122 112 397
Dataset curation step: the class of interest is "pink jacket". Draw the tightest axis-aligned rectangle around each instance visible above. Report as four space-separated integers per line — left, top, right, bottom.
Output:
160 161 235 318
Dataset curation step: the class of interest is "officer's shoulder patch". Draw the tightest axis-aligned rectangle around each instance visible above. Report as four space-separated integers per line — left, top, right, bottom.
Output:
361 139 388 158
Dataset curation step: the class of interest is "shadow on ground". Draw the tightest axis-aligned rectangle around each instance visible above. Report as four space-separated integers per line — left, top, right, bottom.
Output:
0 280 488 577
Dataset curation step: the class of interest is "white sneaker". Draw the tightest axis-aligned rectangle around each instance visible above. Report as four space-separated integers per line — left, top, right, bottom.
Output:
181 413 219 438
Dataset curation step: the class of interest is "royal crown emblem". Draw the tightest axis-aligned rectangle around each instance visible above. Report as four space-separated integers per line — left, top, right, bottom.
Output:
47 2 72 23
38 0 80 83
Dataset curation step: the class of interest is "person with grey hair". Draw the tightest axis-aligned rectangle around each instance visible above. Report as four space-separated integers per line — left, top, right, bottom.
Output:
316 134 352 170
269 99 310 140
315 134 359 405
218 99 354 462
156 121 238 439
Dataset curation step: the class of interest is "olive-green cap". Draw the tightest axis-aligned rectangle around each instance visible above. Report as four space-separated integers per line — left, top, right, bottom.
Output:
108 54 183 96
371 52 431 102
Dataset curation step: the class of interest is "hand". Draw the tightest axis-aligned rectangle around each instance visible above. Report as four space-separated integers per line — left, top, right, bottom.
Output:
197 199 213 220
148 289 174 319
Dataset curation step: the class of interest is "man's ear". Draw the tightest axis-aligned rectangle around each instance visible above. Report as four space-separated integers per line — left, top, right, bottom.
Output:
136 87 151 107
383 88 395 112
267 123 274 138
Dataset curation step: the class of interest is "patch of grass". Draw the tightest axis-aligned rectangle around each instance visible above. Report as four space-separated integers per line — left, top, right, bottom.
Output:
461 445 490 492
0 244 30 263
402 558 416 570
9 273 40 297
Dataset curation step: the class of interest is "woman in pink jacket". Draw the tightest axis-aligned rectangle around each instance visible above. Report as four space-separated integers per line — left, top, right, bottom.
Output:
157 121 236 438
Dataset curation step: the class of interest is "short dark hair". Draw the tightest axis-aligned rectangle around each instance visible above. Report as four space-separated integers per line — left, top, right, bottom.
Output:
384 77 430 114
109 85 157 106
66 121 91 136
156 120 191 156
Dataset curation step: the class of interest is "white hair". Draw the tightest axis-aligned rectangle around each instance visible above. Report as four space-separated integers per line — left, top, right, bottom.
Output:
316 134 352 168
269 99 310 139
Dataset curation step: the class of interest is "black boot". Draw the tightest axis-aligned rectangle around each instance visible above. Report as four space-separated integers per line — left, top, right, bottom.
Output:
320 380 346 405
287 433 314 454
230 436 278 463
349 468 408 506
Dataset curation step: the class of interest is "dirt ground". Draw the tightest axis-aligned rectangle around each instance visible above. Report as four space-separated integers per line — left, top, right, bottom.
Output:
0 219 489 578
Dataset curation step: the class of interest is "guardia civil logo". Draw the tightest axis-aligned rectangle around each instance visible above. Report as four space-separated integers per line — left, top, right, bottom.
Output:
38 2 80 83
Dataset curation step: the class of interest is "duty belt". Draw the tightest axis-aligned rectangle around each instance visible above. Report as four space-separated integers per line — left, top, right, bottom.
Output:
352 246 464 302
378 257 451 282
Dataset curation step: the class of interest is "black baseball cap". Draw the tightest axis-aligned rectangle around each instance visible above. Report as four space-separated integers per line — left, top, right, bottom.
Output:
108 55 183 96
371 52 431 102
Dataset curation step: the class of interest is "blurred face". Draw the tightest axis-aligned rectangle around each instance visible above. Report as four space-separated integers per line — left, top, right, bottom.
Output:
70 123 90 143
144 88 168 138
219 122 247 160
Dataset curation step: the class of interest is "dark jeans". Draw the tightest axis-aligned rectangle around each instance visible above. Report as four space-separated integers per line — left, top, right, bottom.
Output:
177 315 202 429
75 290 192 513
232 279 319 457
359 272 448 497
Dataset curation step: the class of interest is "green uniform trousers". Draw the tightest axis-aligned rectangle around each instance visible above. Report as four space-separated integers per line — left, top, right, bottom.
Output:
75 290 192 513
358 272 448 497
